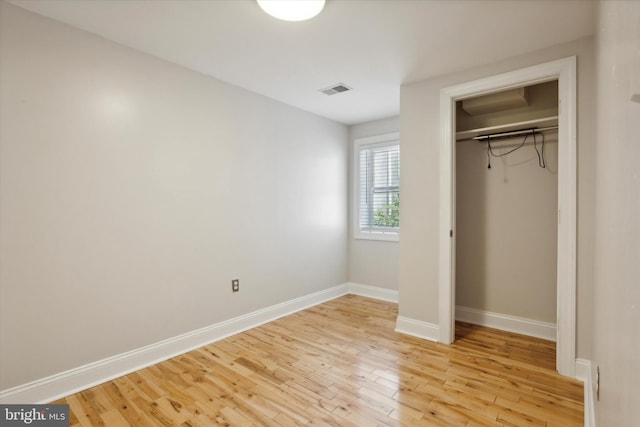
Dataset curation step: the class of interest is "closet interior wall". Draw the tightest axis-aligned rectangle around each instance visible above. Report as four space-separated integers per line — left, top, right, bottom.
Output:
455 81 559 329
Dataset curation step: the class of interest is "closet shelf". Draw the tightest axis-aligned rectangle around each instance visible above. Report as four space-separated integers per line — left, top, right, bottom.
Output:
456 116 558 141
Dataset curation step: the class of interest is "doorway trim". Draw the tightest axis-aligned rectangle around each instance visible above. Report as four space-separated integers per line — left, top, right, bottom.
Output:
438 57 577 377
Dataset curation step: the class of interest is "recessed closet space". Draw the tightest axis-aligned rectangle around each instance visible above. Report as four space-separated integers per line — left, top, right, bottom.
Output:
454 80 559 343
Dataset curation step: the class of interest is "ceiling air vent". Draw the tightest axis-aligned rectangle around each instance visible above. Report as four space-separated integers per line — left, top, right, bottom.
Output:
320 83 352 96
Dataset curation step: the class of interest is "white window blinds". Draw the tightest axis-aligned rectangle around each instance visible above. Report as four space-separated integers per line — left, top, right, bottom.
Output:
356 136 400 239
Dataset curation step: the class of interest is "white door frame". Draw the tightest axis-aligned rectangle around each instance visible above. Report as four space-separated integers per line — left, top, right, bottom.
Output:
438 57 577 378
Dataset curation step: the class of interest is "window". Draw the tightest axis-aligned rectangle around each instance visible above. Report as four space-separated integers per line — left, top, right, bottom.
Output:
354 133 400 241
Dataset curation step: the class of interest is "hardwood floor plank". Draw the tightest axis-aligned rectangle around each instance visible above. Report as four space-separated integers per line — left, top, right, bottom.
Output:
99 410 131 427
64 395 95 427
54 295 583 426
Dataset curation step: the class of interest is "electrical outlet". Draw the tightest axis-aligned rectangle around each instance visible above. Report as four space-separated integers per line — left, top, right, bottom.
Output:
232 279 239 292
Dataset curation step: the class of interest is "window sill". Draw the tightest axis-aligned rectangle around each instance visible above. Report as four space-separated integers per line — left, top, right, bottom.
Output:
354 232 399 242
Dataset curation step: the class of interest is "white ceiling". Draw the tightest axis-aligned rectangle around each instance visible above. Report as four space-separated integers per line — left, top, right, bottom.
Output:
8 0 596 125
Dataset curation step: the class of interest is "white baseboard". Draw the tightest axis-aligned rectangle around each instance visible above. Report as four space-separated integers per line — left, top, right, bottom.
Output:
395 316 439 342
347 282 399 303
575 358 590 382
576 358 596 427
2 282 591 426
0 283 350 404
455 306 557 341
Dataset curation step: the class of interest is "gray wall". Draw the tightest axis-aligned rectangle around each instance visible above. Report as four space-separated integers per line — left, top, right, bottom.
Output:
348 117 400 290
592 1 640 424
399 36 595 359
0 3 348 390
456 132 558 322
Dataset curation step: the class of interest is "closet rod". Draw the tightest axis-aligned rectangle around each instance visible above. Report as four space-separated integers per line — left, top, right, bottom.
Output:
473 125 558 141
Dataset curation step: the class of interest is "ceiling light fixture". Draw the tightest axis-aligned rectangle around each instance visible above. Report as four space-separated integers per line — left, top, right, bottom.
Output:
257 0 325 22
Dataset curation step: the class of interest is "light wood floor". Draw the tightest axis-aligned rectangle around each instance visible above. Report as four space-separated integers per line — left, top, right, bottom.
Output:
54 295 583 426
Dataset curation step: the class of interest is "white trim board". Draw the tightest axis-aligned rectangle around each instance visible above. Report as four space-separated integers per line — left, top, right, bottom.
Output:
0 284 351 404
348 282 399 303
455 306 556 342
576 358 597 427
395 316 439 342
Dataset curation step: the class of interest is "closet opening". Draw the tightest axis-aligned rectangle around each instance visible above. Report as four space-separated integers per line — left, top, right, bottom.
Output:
438 57 577 378
454 81 559 369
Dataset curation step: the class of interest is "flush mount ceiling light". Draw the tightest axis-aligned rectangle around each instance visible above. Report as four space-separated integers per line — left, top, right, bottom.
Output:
257 0 325 22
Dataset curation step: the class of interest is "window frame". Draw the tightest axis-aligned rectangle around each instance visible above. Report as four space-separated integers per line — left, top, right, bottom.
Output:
353 132 400 242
